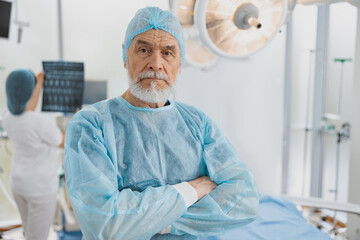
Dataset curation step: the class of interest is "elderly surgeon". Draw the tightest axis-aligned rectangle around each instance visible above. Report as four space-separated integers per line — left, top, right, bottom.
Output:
64 6 258 240
2 69 65 240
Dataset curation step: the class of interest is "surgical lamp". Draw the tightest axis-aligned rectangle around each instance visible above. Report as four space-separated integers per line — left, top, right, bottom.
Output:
195 0 287 59
171 0 288 67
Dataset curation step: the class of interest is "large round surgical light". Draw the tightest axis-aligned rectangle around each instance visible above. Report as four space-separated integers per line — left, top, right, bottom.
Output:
171 0 219 69
194 0 288 59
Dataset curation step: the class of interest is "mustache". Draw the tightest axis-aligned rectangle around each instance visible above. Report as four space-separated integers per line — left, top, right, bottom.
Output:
137 71 169 83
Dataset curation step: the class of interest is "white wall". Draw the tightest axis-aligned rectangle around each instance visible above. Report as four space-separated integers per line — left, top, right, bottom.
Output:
0 0 59 112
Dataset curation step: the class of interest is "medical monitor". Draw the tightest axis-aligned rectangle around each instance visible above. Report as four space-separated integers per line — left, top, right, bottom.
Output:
42 61 84 113
83 81 107 105
0 0 12 38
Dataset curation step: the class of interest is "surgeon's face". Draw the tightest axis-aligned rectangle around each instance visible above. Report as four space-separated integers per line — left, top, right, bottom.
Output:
125 29 181 91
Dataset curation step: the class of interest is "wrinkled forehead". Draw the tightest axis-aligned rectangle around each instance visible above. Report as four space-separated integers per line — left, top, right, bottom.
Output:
130 29 180 50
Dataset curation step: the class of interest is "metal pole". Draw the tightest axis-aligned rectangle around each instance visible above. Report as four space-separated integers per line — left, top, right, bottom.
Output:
310 5 329 198
302 50 315 197
281 18 293 194
337 62 344 116
58 0 64 60
334 134 341 201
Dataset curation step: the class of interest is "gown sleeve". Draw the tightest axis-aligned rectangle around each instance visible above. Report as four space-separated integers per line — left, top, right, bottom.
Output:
64 109 188 240
170 116 259 236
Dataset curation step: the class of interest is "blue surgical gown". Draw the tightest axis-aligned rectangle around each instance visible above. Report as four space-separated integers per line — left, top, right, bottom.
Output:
64 96 259 240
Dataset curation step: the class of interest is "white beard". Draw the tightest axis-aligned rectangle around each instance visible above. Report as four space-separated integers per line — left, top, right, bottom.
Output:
127 71 175 103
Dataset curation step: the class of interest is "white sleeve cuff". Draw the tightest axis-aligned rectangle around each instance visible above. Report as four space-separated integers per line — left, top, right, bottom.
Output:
172 182 198 208
158 225 171 234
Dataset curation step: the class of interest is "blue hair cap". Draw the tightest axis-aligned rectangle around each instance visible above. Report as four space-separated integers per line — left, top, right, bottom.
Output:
122 6 185 65
6 69 36 115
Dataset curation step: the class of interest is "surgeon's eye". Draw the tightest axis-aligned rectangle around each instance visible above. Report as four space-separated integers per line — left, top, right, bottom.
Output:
138 47 152 58
163 51 175 59
138 47 151 55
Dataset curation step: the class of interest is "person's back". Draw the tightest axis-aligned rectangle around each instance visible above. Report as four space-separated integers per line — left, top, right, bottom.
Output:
2 110 62 196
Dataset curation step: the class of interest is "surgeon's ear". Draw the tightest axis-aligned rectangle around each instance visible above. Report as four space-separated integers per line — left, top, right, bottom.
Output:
122 44 127 69
124 57 128 69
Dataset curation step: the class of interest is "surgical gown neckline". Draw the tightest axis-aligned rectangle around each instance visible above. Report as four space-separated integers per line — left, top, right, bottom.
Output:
117 96 174 112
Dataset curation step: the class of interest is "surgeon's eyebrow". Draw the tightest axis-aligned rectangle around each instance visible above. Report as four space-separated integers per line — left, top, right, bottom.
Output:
135 39 177 52
163 45 177 53
135 39 152 48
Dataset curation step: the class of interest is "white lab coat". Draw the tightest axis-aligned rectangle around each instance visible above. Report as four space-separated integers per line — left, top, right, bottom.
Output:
2 110 62 240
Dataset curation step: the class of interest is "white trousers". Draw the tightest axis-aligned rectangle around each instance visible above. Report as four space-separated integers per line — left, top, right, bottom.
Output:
12 192 57 240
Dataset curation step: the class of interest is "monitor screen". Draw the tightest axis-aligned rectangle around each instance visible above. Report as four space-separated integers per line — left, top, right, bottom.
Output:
83 81 107 105
0 0 12 38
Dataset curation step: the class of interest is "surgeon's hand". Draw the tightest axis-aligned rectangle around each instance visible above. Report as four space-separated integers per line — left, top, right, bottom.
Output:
188 176 217 201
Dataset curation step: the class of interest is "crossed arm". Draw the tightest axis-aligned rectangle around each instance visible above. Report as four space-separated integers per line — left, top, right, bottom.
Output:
64 112 258 240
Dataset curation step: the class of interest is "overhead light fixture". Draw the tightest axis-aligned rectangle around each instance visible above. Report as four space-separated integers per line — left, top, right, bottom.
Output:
194 0 288 59
172 0 288 63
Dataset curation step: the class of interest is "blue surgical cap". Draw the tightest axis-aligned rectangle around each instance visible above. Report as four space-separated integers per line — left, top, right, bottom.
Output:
6 69 36 115
122 6 185 65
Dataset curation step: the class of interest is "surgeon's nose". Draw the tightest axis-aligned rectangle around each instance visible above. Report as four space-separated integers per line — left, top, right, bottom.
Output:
148 52 163 71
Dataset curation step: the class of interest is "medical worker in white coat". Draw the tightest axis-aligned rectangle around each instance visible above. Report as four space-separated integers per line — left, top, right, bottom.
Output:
2 69 65 240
